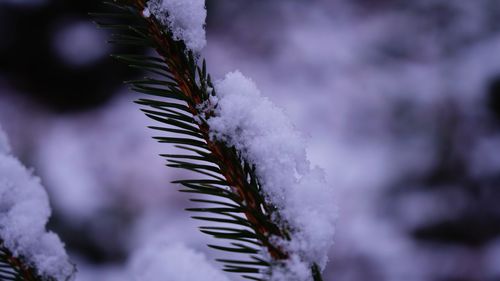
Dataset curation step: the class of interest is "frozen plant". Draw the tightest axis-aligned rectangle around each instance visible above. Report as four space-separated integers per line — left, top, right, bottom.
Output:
0 126 74 281
94 0 336 280
207 71 336 276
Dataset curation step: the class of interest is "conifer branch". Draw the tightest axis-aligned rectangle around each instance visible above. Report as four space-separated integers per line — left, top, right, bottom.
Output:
94 1 325 280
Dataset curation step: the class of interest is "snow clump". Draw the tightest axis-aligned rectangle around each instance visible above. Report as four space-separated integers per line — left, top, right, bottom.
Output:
146 0 207 52
206 71 337 280
0 126 74 280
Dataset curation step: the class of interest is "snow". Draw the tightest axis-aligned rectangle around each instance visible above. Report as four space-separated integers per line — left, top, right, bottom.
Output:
142 8 151 18
205 71 336 280
129 241 231 281
3 1 498 280
0 127 74 280
270 254 311 281
147 0 206 52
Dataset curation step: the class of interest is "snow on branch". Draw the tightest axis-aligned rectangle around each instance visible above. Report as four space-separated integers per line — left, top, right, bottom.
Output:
0 127 74 280
146 0 207 52
206 71 337 280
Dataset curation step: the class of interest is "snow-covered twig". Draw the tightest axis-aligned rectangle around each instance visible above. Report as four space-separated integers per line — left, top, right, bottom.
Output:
0 127 74 281
95 1 336 280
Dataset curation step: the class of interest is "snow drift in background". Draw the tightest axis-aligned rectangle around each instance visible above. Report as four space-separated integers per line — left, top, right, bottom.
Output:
130 241 231 281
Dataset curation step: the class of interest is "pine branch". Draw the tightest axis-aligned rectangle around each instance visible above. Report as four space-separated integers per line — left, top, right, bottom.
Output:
94 1 324 280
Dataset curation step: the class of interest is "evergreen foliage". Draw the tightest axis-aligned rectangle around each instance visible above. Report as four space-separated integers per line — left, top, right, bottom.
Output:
92 1 324 280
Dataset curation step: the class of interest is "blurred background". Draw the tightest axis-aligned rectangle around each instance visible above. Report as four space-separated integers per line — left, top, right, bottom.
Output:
1 0 500 280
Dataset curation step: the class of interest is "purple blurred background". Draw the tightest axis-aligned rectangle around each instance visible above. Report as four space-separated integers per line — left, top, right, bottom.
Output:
1 0 500 280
